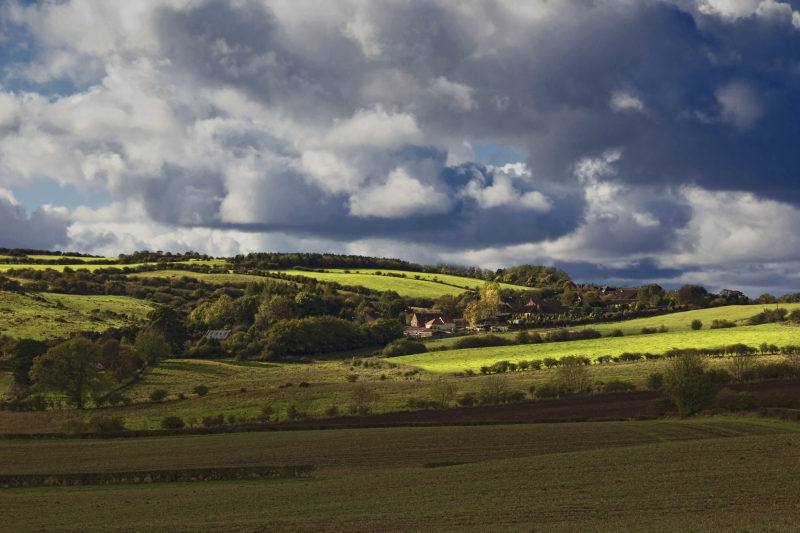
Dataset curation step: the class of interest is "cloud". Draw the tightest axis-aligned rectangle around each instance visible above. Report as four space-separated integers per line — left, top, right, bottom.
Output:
349 166 452 218
3 0 800 295
609 91 645 113
0 188 69 249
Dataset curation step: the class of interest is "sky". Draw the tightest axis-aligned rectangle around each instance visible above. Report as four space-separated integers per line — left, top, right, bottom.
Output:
1 0 800 296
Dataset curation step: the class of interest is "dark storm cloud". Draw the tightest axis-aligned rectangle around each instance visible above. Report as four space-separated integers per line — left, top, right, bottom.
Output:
0 196 68 249
557 258 685 283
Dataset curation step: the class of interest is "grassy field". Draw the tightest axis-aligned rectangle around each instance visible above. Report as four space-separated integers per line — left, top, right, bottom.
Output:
425 303 800 349
24 255 117 262
266 269 524 297
396 322 800 373
3 418 800 531
324 268 529 291
0 291 153 339
131 270 284 286
0 259 227 273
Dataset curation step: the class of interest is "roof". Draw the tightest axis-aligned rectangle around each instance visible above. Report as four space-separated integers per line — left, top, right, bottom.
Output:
425 316 454 326
205 329 232 340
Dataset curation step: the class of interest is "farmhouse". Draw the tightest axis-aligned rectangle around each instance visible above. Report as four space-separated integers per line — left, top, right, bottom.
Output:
425 316 455 331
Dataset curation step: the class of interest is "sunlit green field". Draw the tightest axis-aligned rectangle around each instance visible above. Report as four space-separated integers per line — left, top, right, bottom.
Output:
324 268 528 291
131 270 283 285
0 291 153 339
24 255 117 262
396 322 800 373
3 418 800 532
267 270 479 297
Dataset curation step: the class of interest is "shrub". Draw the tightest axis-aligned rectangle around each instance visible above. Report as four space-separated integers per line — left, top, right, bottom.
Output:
646 373 664 390
382 338 427 357
161 416 185 429
542 357 559 368
713 389 756 412
202 414 225 427
325 405 339 417
286 405 305 420
602 380 636 393
664 352 714 417
618 352 642 362
489 360 511 374
534 382 563 399
707 368 732 383
346 374 359 382
608 329 624 337
710 319 735 329
641 327 657 334
454 335 511 349
556 356 591 394
149 389 168 403
457 392 477 407
193 385 209 396
690 319 702 330
529 360 542 370
62 416 126 434
258 405 274 422
478 375 510 405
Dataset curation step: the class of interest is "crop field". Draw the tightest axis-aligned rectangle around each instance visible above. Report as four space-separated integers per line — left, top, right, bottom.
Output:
0 291 153 339
3 418 800 532
267 269 475 297
396 322 800 373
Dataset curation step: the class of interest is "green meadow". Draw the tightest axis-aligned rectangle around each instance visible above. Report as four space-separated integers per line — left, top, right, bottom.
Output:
3 419 800 532
0 291 153 340
268 269 476 297
395 322 800 373
131 270 282 285
325 268 529 291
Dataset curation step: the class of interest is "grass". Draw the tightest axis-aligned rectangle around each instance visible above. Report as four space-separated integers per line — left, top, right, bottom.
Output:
0 291 153 340
325 268 529 292
0 259 227 273
130 270 286 285
396 322 800 372
425 303 800 349
2 418 800 531
267 269 524 297
24 255 117 262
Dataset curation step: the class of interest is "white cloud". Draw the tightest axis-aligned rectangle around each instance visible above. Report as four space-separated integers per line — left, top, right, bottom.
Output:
609 91 645 113
349 167 451 218
715 83 763 129
429 77 476 112
322 106 423 150
462 169 552 212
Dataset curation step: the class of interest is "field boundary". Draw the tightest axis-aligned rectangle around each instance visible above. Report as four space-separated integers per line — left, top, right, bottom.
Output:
0 465 315 488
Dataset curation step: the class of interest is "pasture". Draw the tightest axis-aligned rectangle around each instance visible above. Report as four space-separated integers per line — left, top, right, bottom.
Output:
0 291 153 340
266 269 525 297
2 418 799 531
396 322 800 373
131 270 282 286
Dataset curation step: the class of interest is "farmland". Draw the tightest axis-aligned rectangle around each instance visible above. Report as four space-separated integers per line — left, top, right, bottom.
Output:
395 322 800 373
3 419 800 532
0 291 153 340
265 269 524 297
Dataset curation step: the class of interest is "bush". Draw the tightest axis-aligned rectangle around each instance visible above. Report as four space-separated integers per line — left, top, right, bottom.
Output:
713 388 756 412
161 416 185 429
710 319 735 329
664 352 714 417
382 338 427 357
690 319 702 330
325 405 339 417
202 414 225 427
646 373 664 390
454 335 511 349
258 405 274 422
457 392 477 407
608 329 624 337
602 380 636 393
346 374 359 382
193 385 209 396
62 416 126 434
149 389 168 403
534 382 564 399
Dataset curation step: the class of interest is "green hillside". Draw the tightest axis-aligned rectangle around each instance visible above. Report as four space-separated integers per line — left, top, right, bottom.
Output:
0 291 153 340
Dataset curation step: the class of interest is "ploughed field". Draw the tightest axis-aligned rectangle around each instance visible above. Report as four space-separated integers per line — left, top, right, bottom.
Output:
3 418 800 532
